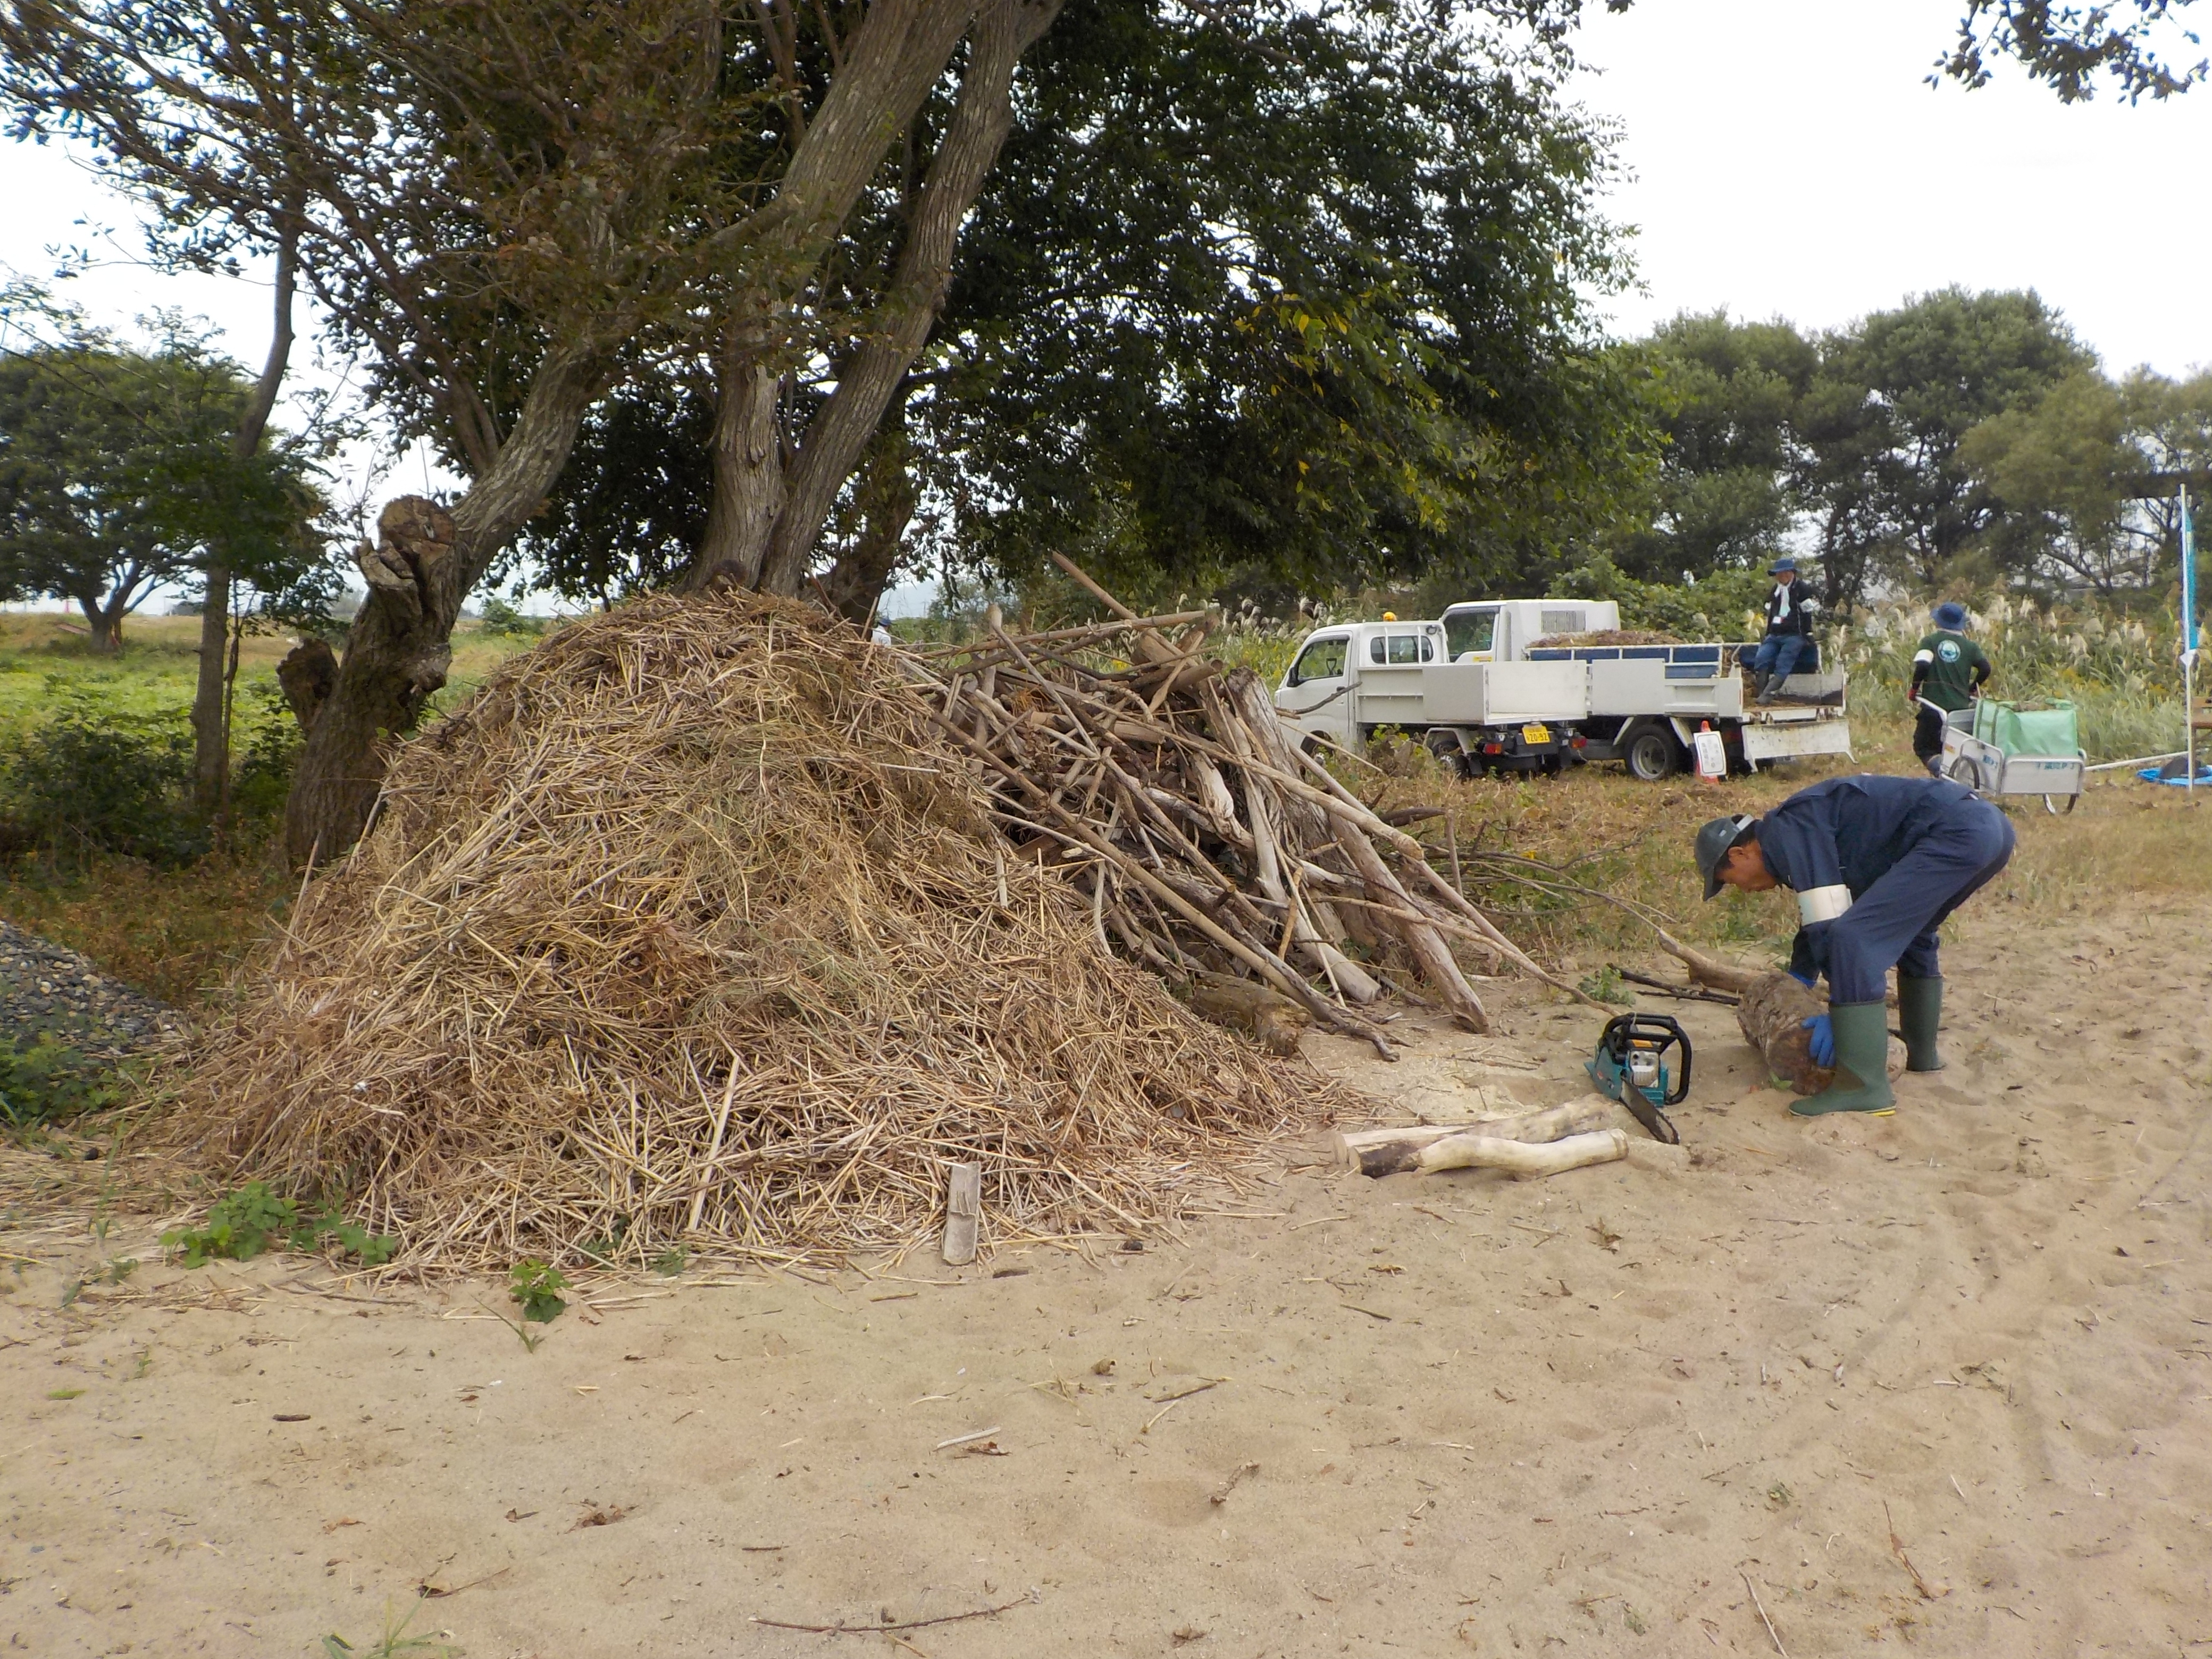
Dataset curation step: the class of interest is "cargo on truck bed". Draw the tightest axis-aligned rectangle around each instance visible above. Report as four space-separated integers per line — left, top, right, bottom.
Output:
1275 599 1852 781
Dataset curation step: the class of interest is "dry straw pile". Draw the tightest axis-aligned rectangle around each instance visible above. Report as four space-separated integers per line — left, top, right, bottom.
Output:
169 593 1340 1268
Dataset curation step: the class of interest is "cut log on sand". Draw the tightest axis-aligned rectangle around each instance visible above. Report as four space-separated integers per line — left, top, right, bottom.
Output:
1418 1128 1629 1178
1737 970 1907 1096
1332 1097 1615 1177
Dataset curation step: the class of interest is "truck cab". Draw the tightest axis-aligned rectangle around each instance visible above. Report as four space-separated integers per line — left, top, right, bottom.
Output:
1278 619 1449 737
1440 600 1620 664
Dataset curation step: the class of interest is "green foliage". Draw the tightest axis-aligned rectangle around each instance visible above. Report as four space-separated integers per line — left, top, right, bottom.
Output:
475 597 548 639
1576 965 1634 1006
1555 552 1768 640
161 1181 397 1269
651 1245 689 1278
1 700 207 866
0 299 329 648
0 1037 124 1128
509 1258 569 1323
933 0 1652 602
230 683 304 820
1605 311 1817 582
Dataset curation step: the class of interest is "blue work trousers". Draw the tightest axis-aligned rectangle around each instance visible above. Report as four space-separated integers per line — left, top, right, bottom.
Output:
1753 632 1807 683
1824 797 2015 1003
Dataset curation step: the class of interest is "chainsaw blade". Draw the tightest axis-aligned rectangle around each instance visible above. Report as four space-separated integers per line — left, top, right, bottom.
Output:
1619 1087 1679 1145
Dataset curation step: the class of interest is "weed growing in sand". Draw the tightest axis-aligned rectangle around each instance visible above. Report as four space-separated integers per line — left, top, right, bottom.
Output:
322 1597 459 1658
651 1245 689 1277
1576 965 1633 1005
0 1037 125 1129
161 1182 397 1268
509 1259 568 1323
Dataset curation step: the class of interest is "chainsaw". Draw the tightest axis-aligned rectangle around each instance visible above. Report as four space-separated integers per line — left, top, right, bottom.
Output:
1586 1012 1691 1145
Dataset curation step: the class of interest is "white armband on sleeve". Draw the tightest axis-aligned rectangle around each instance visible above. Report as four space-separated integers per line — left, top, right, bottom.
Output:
1798 885 1853 924
1911 649 1933 665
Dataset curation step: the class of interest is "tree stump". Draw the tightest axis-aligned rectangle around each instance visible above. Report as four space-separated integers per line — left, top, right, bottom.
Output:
1737 971 1906 1095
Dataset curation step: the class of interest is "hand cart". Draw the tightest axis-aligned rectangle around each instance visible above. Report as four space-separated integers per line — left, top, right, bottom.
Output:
1941 698 2084 814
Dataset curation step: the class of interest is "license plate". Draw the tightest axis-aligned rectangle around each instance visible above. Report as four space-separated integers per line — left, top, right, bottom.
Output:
1521 724 1552 745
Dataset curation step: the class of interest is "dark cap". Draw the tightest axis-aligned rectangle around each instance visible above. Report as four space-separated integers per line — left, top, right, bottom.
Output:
1932 601 1967 630
1694 813 1758 900
1768 555 1797 575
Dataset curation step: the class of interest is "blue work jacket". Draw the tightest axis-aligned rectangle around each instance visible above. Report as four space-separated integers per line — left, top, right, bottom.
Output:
1754 774 1979 982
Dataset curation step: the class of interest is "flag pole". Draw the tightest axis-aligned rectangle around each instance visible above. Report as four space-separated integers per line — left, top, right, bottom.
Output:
2184 485 2199 802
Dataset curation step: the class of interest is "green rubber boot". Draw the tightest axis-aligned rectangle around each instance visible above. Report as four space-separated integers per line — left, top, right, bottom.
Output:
1788 1001 1896 1117
1898 975 1944 1073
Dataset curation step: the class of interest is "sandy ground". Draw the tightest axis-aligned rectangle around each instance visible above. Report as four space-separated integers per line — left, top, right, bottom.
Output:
1 887 2208 1657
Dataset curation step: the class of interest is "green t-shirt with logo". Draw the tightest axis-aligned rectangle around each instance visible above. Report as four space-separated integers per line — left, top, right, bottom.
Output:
1911 630 1990 713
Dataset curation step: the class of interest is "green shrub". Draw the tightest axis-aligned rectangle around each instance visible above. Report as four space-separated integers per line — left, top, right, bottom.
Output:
2 702 206 866
230 683 302 820
476 596 547 638
161 1180 397 1268
0 1037 123 1128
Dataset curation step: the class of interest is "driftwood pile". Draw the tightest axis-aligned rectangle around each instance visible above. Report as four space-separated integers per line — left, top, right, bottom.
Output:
901 557 1585 1058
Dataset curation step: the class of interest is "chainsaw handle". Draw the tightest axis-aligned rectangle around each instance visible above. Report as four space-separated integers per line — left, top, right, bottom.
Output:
1599 1012 1692 1106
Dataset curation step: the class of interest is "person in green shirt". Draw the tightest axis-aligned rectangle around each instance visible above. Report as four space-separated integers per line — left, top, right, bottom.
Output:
1909 602 1992 777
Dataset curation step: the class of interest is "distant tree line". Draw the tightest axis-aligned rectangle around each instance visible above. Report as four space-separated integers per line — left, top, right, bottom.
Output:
1603 288 2209 615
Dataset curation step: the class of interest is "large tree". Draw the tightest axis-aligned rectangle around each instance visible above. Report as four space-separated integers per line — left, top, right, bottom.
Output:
1797 287 2094 604
0 319 317 653
1602 312 1816 583
526 0 1650 619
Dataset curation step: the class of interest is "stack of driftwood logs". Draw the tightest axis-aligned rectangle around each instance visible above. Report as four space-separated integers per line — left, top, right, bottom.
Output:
898 556 1590 1058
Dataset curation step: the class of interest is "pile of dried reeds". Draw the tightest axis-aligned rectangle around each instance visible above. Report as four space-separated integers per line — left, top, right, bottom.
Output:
901 556 1587 1058
162 591 1349 1269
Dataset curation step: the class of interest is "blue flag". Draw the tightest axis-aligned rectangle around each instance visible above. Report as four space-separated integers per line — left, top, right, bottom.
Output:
2186 487 2201 652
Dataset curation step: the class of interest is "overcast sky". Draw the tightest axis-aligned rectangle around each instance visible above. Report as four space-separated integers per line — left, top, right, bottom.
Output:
1568 0 2212 374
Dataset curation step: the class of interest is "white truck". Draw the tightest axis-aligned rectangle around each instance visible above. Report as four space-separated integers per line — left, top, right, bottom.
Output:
1273 598 1853 781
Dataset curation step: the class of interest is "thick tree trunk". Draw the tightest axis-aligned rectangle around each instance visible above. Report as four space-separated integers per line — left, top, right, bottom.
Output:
692 338 786 589
688 0 1026 593
817 415 919 624
756 0 1062 597
80 593 123 653
282 341 601 865
191 222 296 819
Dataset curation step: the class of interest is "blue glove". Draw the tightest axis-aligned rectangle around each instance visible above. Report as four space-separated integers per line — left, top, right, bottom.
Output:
1802 1013 1834 1068
1788 968 1817 990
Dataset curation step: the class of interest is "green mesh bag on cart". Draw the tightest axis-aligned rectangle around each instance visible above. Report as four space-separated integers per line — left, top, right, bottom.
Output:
1971 699 2080 757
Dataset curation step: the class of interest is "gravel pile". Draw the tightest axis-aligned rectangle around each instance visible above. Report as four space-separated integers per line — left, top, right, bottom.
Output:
0 920 183 1058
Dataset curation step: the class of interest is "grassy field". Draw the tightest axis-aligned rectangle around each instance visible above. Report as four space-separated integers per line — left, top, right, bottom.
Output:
0 607 2198 1008
0 613 533 1003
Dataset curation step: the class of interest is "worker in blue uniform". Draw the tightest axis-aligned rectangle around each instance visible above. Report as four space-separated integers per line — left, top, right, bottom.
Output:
1692 775 2014 1115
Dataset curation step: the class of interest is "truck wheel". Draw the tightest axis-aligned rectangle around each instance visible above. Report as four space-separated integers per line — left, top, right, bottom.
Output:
1623 724 1683 782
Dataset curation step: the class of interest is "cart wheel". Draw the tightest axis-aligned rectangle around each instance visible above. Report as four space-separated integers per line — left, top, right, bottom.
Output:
1945 755 1983 792
2043 791 2080 815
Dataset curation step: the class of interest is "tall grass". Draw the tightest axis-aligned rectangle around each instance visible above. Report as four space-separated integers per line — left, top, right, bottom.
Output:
1839 596 2188 763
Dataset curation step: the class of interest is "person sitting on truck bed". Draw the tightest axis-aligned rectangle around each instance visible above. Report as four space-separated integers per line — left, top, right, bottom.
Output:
1750 557 1819 705
1907 602 1991 778
1693 775 2014 1117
